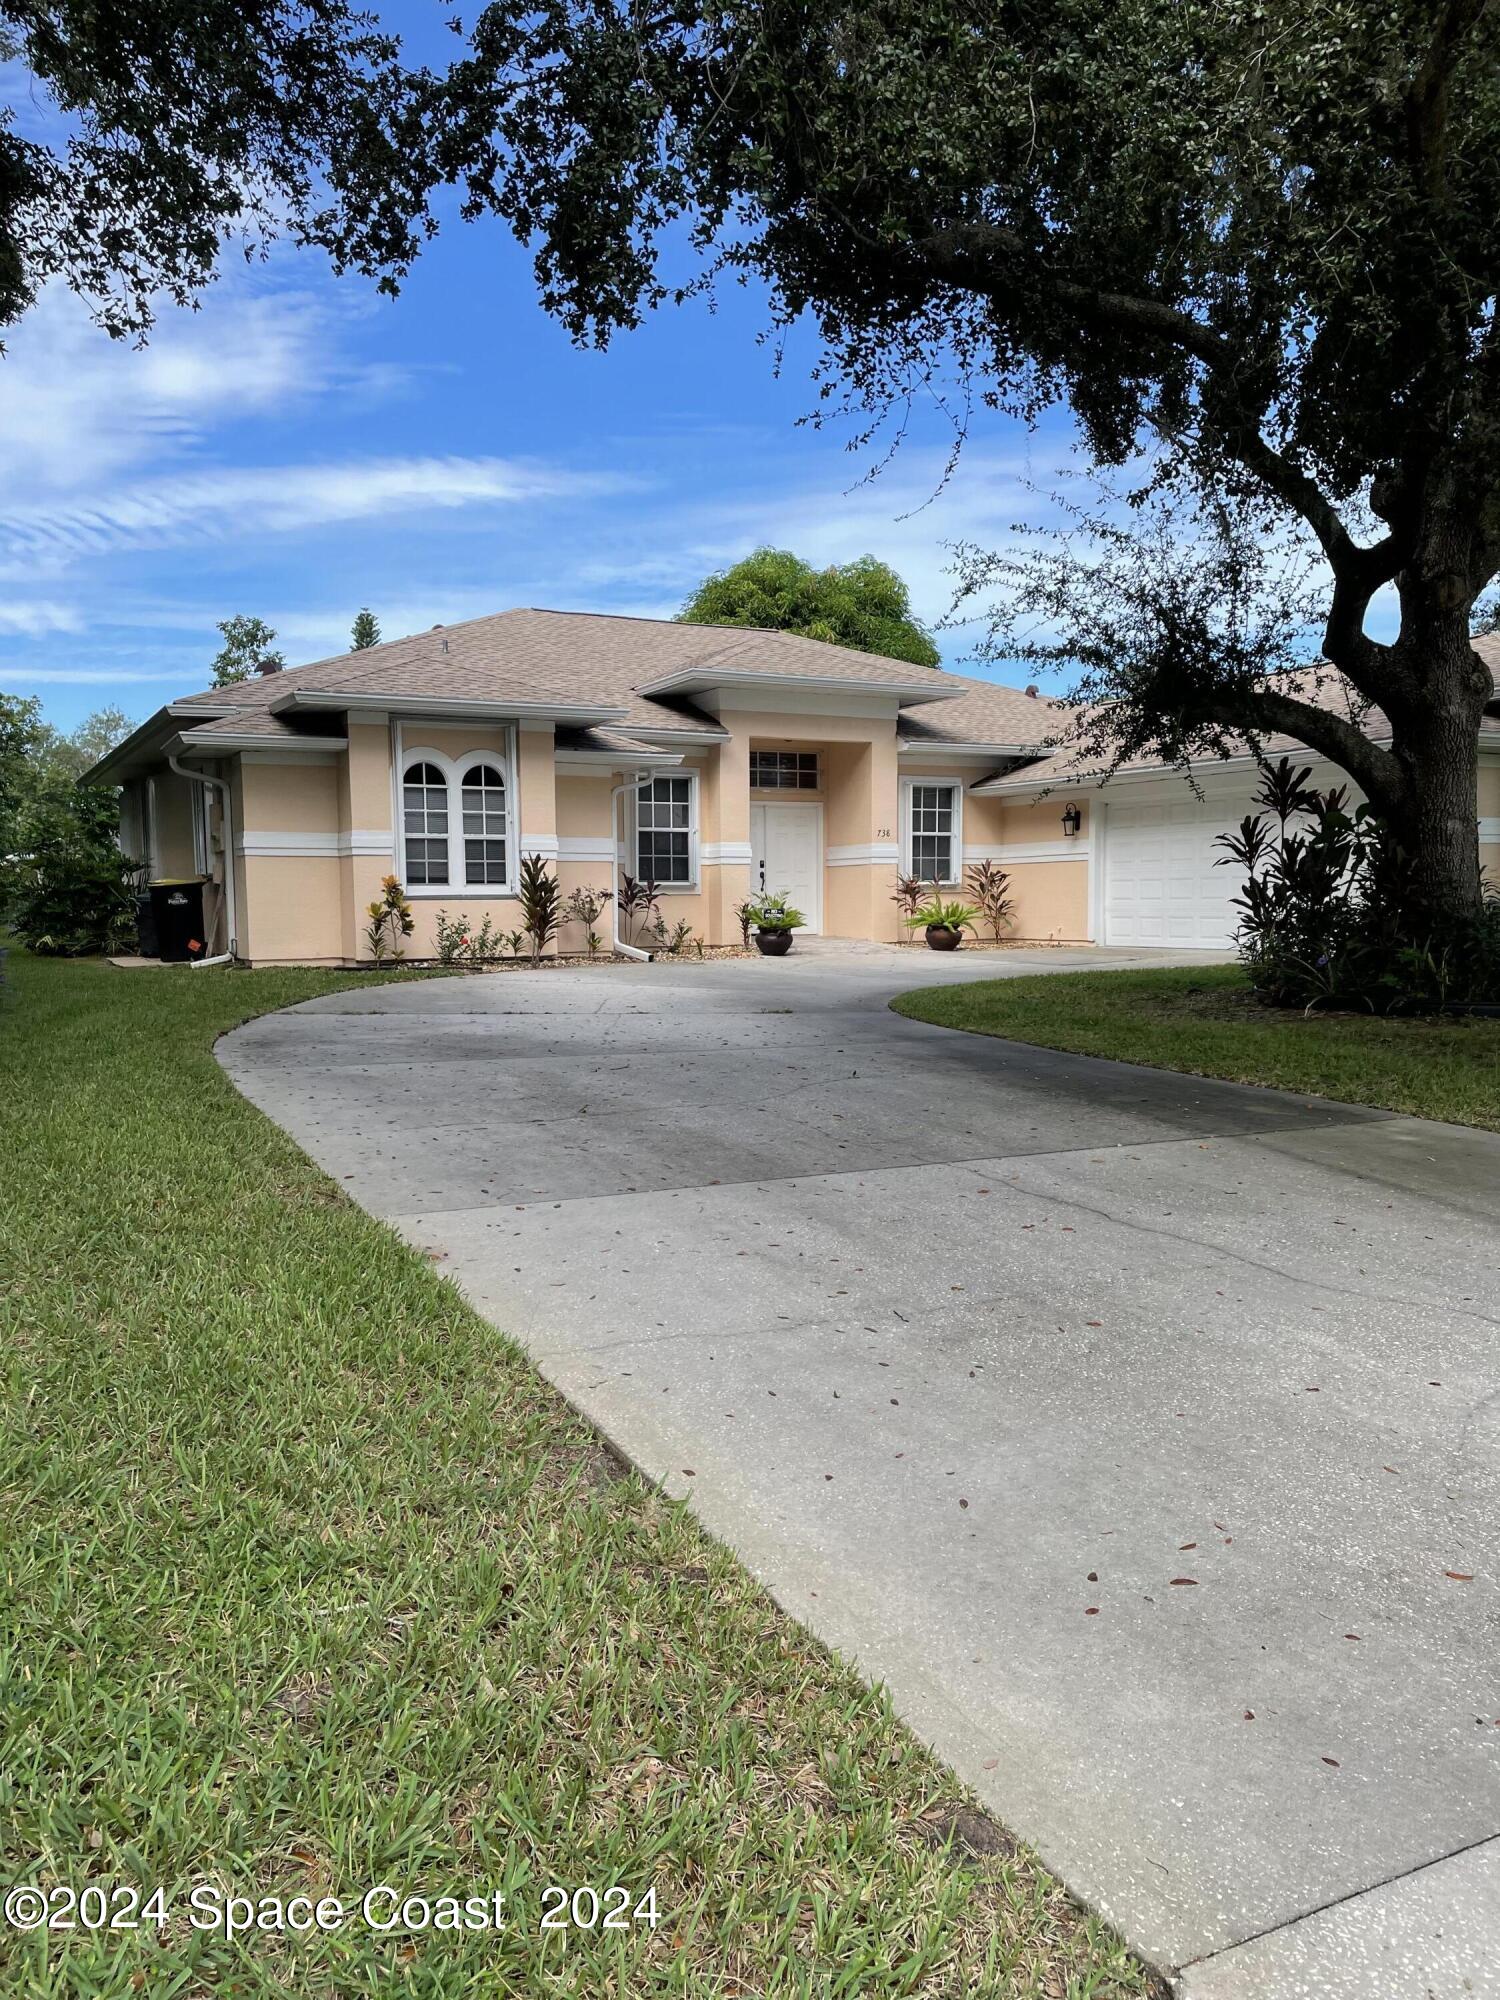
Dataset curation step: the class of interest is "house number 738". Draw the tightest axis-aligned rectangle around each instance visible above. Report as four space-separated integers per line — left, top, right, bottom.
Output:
876 827 891 838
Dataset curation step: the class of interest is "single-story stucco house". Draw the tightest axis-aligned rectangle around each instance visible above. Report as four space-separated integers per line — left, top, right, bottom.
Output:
86 609 1500 964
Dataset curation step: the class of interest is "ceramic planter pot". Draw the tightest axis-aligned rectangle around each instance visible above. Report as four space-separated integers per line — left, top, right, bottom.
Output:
755 929 793 956
925 924 963 951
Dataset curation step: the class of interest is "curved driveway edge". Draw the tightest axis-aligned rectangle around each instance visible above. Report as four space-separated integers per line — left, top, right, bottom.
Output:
218 946 1500 1995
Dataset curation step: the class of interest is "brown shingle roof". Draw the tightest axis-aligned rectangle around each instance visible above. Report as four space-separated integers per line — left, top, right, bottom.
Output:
979 634 1500 792
171 607 966 735
897 677 1064 751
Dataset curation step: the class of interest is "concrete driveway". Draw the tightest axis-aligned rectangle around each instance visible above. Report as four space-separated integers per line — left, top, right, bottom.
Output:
219 944 1500 1996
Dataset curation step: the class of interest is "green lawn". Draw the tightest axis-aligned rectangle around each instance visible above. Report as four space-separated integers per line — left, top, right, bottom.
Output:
0 951 1151 2000
892 964 1500 1130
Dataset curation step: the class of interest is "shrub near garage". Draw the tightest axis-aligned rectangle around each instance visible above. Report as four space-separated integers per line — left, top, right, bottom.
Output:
1217 758 1500 1013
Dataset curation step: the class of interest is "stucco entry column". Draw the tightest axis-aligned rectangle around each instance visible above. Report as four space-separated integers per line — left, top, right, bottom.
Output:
339 718 399 963
703 734 751 946
823 729 901 941
516 721 560 949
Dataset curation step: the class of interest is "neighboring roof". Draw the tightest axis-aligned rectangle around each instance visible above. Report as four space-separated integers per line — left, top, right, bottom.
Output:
975 634 1500 794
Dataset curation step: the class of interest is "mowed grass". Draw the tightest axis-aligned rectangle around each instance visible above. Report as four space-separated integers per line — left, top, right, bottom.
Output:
892 964 1500 1130
0 952 1151 2000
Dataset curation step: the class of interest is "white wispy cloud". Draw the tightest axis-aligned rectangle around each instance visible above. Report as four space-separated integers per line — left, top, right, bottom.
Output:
0 600 83 635
0 665 184 685
0 456 636 561
0 280 370 505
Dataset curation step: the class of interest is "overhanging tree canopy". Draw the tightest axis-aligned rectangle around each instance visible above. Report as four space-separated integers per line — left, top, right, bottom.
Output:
408 0 1500 916
0 0 424 341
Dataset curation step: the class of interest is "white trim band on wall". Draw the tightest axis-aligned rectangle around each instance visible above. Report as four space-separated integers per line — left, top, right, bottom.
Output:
556 836 618 864
522 833 561 860
964 841 1088 865
826 842 901 868
238 830 394 858
1480 817 1500 843
702 841 753 865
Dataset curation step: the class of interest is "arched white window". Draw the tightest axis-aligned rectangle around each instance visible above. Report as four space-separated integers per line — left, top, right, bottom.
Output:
461 762 508 885
403 762 449 884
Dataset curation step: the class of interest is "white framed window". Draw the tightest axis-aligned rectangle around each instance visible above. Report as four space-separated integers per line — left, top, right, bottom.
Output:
402 761 450 885
460 761 508 885
751 750 819 790
902 779 963 885
396 734 519 896
636 773 698 888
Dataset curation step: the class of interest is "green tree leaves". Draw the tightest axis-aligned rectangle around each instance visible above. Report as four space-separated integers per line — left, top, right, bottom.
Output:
679 549 939 666
211 615 283 687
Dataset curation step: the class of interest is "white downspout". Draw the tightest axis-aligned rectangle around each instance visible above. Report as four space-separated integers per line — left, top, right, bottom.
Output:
168 754 237 966
610 773 653 962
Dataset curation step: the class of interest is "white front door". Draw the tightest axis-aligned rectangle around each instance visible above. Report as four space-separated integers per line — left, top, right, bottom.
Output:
750 802 822 932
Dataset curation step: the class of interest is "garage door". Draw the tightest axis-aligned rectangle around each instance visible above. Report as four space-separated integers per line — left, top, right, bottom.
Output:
1102 794 1255 949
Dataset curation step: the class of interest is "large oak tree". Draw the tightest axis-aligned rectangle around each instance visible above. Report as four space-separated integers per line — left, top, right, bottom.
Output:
0 0 424 342
409 0 1500 918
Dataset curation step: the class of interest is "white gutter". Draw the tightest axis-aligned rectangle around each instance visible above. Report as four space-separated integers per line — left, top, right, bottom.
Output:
610 774 653 962
168 754 238 964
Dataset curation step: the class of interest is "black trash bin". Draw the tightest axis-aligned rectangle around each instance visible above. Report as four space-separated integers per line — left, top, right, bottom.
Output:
149 879 206 962
135 890 159 960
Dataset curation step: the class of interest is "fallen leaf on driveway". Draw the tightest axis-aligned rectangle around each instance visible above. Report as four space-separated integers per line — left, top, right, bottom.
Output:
1169 1577 1199 1587
1321 1757 1340 1768
1445 1571 1474 1581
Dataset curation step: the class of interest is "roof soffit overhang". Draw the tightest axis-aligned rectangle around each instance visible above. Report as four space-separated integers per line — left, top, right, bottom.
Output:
636 666 965 709
272 688 629 726
170 729 350 758
897 738 1043 759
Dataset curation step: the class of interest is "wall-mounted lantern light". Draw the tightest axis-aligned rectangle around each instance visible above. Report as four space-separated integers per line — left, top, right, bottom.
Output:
1061 804 1083 838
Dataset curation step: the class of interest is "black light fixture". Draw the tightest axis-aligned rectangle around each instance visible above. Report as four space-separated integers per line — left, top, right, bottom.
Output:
1061 804 1083 838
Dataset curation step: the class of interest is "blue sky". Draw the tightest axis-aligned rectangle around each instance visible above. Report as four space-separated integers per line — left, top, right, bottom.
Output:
0 9 1082 733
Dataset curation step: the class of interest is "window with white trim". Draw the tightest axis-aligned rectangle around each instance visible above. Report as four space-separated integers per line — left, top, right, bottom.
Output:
636 774 697 886
402 762 450 884
750 750 819 790
460 762 507 885
906 782 961 884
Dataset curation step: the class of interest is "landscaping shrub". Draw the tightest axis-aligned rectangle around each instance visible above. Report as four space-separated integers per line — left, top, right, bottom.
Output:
518 851 562 962
364 875 415 964
964 859 1016 941
1217 758 1500 1012
8 840 142 956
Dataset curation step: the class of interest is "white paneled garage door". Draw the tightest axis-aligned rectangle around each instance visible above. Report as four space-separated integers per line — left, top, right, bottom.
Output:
1101 793 1256 949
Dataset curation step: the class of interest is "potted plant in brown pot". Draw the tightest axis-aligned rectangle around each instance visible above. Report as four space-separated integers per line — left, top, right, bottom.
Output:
906 891 981 951
744 891 804 955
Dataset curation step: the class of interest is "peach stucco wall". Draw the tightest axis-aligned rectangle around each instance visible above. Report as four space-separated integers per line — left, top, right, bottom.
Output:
215 705 1103 961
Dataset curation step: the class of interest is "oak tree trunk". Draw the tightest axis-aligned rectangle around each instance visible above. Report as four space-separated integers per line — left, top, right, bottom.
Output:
1380 614 1488 923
